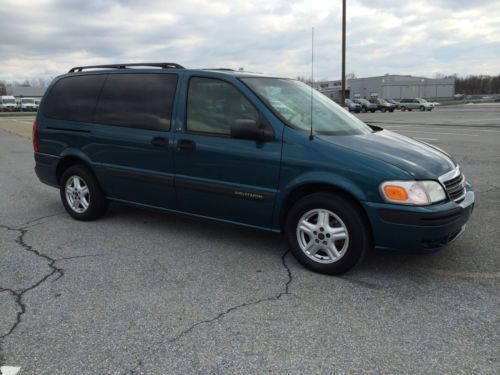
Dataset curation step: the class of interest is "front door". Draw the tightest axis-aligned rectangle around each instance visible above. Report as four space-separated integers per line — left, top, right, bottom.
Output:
173 75 282 229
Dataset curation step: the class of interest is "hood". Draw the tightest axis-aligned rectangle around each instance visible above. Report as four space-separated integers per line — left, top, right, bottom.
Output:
319 129 456 179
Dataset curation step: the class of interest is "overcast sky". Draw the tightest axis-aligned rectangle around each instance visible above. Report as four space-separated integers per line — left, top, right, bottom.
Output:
0 0 499 83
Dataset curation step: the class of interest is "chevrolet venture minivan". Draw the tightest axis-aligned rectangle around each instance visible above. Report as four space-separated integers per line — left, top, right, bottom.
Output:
34 63 474 274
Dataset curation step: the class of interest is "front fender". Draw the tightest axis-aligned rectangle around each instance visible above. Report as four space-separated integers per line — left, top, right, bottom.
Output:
272 171 368 230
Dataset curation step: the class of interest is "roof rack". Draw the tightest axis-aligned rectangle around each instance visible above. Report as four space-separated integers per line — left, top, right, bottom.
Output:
202 68 235 71
68 62 185 73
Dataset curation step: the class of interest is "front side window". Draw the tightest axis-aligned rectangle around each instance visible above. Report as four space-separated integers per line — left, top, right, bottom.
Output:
94 73 178 131
186 77 258 135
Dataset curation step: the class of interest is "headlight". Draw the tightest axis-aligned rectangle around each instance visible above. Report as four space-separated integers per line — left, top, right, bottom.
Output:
380 180 446 205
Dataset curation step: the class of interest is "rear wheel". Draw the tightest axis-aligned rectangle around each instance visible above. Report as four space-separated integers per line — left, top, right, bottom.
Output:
60 164 108 221
285 193 371 275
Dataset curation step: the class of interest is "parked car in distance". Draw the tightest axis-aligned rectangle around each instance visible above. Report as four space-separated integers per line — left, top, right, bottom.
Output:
399 98 434 111
353 98 377 113
34 62 474 275
369 98 395 113
19 97 37 112
385 98 400 109
345 99 362 113
0 95 17 112
34 98 41 111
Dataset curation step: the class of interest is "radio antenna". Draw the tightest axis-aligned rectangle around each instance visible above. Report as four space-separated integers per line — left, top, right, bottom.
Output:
309 27 314 140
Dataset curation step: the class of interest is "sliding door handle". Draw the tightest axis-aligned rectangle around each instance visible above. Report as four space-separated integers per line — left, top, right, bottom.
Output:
177 139 196 152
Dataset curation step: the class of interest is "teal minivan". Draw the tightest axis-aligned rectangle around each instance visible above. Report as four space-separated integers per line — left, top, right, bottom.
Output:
34 63 474 274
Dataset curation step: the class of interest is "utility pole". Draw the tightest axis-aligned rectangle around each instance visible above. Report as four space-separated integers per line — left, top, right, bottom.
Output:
341 0 346 106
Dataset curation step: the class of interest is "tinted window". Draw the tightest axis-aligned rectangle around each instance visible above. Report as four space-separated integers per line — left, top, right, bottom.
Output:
43 75 106 122
186 77 258 135
94 73 177 131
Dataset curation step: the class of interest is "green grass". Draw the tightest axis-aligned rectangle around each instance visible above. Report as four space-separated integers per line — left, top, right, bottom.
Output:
0 111 36 116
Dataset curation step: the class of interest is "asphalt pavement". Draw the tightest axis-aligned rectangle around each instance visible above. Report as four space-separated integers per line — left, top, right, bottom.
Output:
0 104 499 374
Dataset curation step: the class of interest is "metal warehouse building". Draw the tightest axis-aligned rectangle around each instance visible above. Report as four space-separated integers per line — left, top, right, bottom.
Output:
349 74 455 100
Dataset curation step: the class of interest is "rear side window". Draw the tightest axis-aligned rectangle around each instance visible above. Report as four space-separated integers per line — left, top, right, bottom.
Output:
43 75 106 122
94 73 178 131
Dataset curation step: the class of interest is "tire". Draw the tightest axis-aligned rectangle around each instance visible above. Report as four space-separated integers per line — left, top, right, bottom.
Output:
408 109 413 111
60 164 108 221
389 108 394 112
285 192 371 275
361 107 367 113
381 107 386 113
420 105 425 111
370 109 375 113
401 106 406 111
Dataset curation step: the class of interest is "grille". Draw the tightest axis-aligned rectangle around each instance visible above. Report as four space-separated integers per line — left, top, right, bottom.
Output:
443 173 465 201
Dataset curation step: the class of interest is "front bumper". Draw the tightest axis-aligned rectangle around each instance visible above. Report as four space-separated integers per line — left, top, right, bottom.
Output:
362 186 474 252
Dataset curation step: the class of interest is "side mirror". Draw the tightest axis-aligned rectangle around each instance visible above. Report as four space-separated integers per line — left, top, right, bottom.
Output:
230 119 274 142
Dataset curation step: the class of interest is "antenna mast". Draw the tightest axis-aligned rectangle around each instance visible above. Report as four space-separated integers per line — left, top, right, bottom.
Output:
309 27 314 140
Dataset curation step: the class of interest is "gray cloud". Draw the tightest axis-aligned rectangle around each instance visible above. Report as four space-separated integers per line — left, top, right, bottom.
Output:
0 0 498 82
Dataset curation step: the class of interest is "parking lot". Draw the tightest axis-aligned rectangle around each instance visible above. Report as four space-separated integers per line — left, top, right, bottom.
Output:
0 104 499 374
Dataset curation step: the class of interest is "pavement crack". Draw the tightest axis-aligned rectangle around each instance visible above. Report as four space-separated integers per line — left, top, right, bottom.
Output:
480 182 500 194
124 249 293 374
0 223 64 368
170 249 292 343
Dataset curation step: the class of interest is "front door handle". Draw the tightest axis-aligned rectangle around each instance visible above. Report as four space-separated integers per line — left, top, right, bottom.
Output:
177 139 196 152
151 136 168 148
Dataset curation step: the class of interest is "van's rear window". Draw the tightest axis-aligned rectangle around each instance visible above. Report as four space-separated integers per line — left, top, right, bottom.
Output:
43 74 106 122
43 73 178 131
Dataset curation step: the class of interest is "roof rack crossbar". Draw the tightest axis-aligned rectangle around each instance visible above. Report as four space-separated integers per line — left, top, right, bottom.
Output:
68 62 185 73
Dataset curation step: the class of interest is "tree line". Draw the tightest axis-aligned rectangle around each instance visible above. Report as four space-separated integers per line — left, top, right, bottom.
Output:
455 75 500 95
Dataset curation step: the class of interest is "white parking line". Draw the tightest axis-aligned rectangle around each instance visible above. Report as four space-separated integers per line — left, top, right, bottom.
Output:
0 366 21 375
390 129 479 137
12 119 34 124
415 137 439 141
384 124 500 133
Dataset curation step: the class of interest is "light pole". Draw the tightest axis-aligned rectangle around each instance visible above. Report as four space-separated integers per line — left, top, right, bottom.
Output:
341 0 346 106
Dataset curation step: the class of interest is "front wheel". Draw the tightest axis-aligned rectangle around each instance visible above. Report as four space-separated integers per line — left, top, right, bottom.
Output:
381 107 387 113
420 105 425 111
361 107 367 113
285 193 371 275
401 106 406 111
60 164 108 221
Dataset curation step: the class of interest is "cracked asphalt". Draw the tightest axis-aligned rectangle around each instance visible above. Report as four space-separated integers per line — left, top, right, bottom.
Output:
0 105 499 374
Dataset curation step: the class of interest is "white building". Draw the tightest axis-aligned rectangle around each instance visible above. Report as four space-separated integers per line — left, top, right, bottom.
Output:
349 74 455 100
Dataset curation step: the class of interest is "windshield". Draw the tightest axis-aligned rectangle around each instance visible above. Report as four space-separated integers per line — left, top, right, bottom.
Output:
22 98 35 104
357 99 370 105
418 98 428 103
2 99 15 104
241 78 371 136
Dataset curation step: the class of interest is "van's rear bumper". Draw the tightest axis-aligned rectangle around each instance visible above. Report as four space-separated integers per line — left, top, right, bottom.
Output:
34 152 60 188
362 187 475 252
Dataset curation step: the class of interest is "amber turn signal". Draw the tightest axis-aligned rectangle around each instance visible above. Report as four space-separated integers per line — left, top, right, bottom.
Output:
383 185 408 201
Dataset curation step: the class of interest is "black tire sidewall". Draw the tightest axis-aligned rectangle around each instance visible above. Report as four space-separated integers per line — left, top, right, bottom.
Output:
285 193 371 275
60 165 107 221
